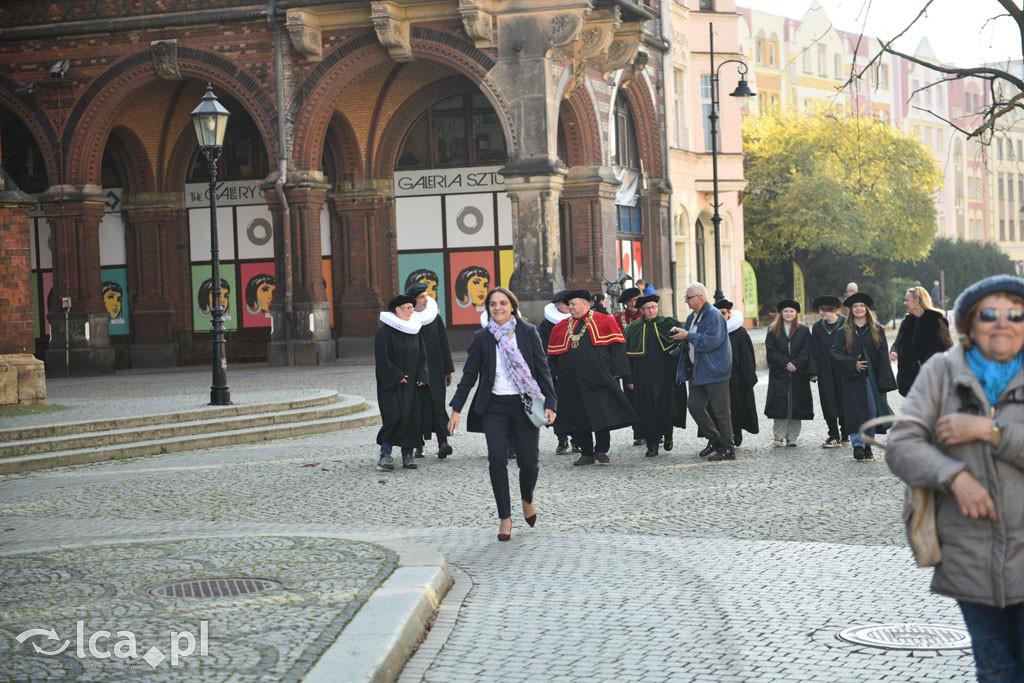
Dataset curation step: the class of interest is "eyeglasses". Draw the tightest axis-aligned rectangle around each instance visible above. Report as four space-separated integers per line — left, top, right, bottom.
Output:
685 294 701 300
976 309 1024 324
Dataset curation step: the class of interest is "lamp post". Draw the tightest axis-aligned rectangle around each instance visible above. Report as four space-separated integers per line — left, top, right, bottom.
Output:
191 83 232 405
708 21 755 302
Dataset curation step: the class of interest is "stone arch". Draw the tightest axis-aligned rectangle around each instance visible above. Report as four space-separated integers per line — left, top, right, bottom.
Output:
558 89 601 168
64 48 277 186
674 205 690 238
0 77 60 186
104 126 155 194
372 75 492 178
620 75 664 179
291 28 513 176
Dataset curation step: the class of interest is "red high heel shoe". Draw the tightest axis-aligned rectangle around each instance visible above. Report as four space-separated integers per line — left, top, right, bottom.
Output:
523 503 537 528
498 519 512 542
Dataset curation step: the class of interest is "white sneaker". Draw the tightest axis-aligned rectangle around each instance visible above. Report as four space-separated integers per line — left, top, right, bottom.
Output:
773 439 786 447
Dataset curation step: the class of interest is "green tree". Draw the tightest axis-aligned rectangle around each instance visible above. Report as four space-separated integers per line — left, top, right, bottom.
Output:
902 237 1016 306
743 109 943 282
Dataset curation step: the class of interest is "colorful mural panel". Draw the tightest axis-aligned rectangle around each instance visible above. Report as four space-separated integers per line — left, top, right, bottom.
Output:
398 252 447 323
448 251 494 326
239 261 276 328
100 267 130 336
191 265 238 332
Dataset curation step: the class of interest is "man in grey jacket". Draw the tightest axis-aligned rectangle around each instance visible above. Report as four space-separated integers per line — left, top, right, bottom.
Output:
671 283 735 461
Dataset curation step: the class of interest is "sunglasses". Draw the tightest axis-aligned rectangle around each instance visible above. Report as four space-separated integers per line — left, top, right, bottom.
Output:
976 309 1024 323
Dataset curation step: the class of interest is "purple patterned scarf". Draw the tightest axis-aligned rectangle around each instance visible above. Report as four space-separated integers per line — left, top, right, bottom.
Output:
487 317 543 399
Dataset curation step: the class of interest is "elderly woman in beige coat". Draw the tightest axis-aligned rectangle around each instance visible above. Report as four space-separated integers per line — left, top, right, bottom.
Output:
886 275 1024 682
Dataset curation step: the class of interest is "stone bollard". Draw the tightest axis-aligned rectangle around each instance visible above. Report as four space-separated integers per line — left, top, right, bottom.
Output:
0 354 46 405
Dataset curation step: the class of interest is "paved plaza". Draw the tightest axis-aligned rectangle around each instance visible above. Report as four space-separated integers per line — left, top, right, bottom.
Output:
0 359 974 681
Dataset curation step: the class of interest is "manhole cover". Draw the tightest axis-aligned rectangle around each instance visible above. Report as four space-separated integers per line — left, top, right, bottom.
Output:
148 578 280 599
837 623 971 650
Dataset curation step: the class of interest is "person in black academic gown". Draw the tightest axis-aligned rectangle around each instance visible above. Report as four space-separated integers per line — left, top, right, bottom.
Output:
831 292 897 461
764 299 814 447
408 282 455 459
374 294 429 471
713 299 759 447
809 295 847 447
547 290 637 466
624 294 683 457
539 290 573 454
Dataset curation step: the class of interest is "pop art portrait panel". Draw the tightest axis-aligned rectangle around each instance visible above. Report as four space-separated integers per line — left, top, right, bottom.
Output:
448 251 493 326
239 262 276 328
398 252 446 324
100 267 130 336
191 265 238 332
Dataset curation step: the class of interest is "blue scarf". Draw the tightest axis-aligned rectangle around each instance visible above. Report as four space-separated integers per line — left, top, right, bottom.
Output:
965 346 1023 406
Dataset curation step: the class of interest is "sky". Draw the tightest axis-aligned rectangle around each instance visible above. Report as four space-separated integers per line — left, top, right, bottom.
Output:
737 0 1020 68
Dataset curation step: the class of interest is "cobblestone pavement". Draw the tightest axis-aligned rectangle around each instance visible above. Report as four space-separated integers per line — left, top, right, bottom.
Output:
0 362 974 682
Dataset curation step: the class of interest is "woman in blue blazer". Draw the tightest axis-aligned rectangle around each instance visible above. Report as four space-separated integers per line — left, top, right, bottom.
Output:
449 287 558 541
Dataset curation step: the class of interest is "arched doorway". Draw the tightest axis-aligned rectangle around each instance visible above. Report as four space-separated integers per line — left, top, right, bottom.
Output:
391 89 509 328
695 216 707 285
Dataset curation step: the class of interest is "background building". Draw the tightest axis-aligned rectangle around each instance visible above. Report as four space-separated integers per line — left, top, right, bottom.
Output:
0 0 673 375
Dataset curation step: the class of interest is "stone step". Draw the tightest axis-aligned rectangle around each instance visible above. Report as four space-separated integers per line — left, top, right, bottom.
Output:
0 389 340 443
0 394 366 459
0 404 381 475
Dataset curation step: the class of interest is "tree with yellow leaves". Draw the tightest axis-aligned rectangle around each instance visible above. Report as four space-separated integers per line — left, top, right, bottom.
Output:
742 109 943 281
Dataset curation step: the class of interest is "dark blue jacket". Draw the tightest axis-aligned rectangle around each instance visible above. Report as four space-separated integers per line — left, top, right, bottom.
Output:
450 321 558 433
677 302 732 386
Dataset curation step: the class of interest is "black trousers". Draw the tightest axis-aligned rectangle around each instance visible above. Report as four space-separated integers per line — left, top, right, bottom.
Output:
481 394 540 519
571 429 611 455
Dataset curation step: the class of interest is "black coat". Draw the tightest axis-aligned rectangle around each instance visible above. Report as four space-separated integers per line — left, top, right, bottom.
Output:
727 326 759 434
548 327 637 435
449 321 557 434
626 319 686 440
831 321 897 434
419 316 455 438
809 316 846 421
764 324 814 420
894 309 953 396
375 324 430 448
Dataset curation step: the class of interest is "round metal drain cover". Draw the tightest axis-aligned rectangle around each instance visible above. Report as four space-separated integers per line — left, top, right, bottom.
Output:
837 623 971 650
148 578 280 599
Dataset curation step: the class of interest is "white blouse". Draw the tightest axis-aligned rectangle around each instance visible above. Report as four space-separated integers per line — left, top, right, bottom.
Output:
492 336 520 396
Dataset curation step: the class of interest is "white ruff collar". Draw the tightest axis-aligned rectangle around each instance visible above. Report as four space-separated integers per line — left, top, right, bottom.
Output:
480 311 489 328
726 309 744 333
544 302 570 324
380 311 422 335
411 295 439 325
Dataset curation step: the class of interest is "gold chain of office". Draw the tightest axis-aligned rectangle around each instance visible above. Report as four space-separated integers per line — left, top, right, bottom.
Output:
566 311 594 349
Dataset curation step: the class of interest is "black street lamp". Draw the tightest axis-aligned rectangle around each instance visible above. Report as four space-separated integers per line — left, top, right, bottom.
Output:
191 83 232 405
707 21 755 302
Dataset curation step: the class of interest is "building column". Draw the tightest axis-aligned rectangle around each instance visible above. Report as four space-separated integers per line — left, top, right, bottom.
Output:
560 166 620 292
329 180 395 353
0 174 45 405
264 172 336 366
639 185 672 294
121 193 185 368
39 187 115 377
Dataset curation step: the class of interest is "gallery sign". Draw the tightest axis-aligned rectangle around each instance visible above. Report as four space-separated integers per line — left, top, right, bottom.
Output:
394 166 505 197
185 181 265 208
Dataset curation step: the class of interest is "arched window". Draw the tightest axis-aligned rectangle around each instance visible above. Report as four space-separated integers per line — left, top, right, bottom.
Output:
613 93 640 170
397 93 506 169
1 115 48 193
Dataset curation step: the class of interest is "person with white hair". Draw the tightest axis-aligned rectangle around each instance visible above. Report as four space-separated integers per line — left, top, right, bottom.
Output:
844 282 858 299
670 283 735 461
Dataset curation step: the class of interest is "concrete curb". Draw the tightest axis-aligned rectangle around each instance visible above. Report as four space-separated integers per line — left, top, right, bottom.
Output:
303 544 453 683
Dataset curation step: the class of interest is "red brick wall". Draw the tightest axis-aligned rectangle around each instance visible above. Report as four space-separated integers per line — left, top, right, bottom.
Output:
0 205 35 354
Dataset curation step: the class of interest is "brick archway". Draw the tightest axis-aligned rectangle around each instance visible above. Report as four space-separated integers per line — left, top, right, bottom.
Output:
558 90 602 168
64 49 277 186
0 78 60 187
291 27 513 177
105 126 155 194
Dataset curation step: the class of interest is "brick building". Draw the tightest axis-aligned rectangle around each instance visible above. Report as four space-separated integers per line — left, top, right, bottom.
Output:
0 0 673 375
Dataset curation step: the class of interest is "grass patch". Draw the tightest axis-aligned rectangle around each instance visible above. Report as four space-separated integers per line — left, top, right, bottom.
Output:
0 403 70 418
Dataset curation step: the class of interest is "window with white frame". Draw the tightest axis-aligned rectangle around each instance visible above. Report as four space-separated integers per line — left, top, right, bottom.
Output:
673 68 687 149
802 50 811 73
817 44 827 76
701 74 715 152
